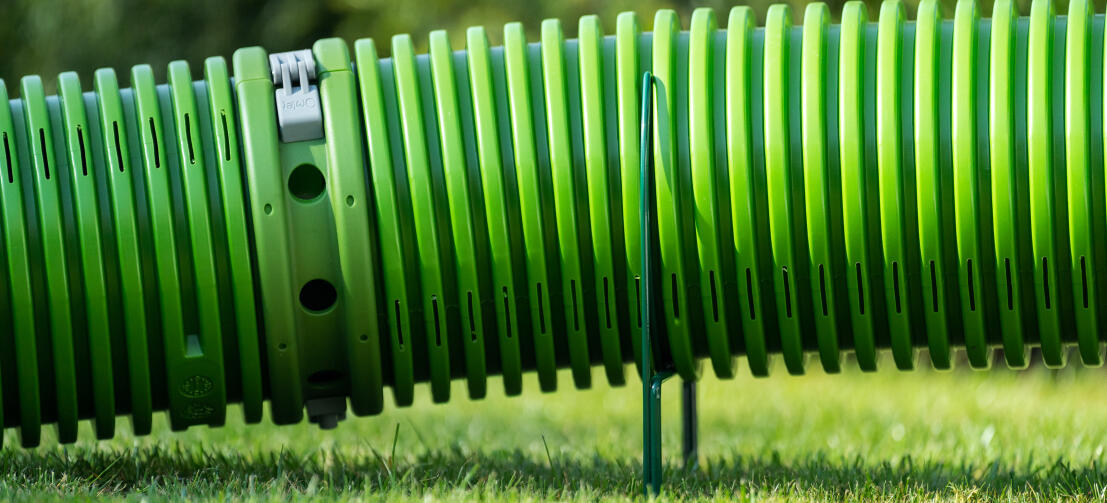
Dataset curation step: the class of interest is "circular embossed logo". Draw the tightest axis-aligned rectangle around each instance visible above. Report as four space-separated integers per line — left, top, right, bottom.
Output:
180 375 214 398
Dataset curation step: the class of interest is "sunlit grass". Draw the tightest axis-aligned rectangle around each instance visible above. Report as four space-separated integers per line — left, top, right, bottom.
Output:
4 352 1107 501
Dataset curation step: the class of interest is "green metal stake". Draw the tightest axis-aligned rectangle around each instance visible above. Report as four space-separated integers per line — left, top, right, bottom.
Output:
683 380 698 470
640 69 661 497
639 68 702 497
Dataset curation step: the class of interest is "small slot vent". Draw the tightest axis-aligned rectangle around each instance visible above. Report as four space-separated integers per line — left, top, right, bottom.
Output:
892 261 902 314
112 122 125 172
3 132 12 183
782 267 792 318
930 260 939 312
967 259 976 311
1081 256 1090 309
745 268 756 320
709 271 719 322
537 283 547 333
220 111 231 161
77 126 87 176
184 113 195 164
502 287 512 338
603 277 612 329
818 264 828 316
671 274 680 318
148 118 160 168
432 295 442 346
38 128 49 179
394 300 404 348
570 280 580 331
1005 258 1014 310
1043 257 1052 309
855 262 865 315
467 291 477 340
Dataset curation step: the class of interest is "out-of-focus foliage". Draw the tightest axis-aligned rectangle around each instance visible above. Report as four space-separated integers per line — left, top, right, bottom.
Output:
0 0 1045 88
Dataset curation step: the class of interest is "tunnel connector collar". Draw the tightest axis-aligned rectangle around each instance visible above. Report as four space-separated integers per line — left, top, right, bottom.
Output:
269 49 323 142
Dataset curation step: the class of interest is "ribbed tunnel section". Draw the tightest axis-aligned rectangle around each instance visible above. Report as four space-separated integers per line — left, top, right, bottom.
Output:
0 0 1104 445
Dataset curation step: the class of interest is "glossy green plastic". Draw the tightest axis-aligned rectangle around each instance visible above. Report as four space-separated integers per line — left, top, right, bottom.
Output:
2 2 1107 447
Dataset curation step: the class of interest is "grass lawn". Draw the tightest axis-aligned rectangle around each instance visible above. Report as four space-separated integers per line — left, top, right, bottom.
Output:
3 353 1107 501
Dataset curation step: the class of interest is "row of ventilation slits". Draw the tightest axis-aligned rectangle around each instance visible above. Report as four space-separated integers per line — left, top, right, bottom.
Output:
357 0 1107 403
0 59 264 446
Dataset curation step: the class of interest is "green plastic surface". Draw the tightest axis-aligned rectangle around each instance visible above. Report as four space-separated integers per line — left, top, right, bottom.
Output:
2 2 1107 443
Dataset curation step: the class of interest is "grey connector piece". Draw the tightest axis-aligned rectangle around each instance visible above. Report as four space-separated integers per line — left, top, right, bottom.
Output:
269 49 324 143
305 397 347 430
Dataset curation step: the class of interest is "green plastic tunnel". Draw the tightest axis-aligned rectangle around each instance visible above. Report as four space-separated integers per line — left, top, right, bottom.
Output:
0 0 1103 446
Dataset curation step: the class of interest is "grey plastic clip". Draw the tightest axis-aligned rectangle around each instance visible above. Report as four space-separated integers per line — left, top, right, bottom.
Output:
305 397 347 430
269 49 323 142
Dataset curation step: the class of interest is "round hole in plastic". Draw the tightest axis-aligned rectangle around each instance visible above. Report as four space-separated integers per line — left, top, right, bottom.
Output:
288 163 326 202
299 279 338 312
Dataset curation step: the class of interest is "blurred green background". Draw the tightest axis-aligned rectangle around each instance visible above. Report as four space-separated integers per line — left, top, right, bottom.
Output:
0 0 1050 87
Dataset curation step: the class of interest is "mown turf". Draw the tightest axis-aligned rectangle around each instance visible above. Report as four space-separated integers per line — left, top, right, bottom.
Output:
4 353 1107 501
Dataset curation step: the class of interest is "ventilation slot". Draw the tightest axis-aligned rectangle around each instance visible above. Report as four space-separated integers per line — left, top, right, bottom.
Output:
818 264 828 316
782 268 792 318
39 128 49 179
3 132 12 183
112 122 125 172
1042 257 1052 309
603 277 612 329
432 296 442 346
502 287 512 338
967 259 976 311
1005 258 1014 310
467 291 477 340
670 274 680 318
745 268 756 320
184 113 195 164
930 260 939 312
537 283 547 333
570 280 580 331
149 118 160 167
1081 256 1089 309
220 111 231 161
709 271 719 322
77 126 87 176
394 300 404 348
855 262 865 315
892 261 902 314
